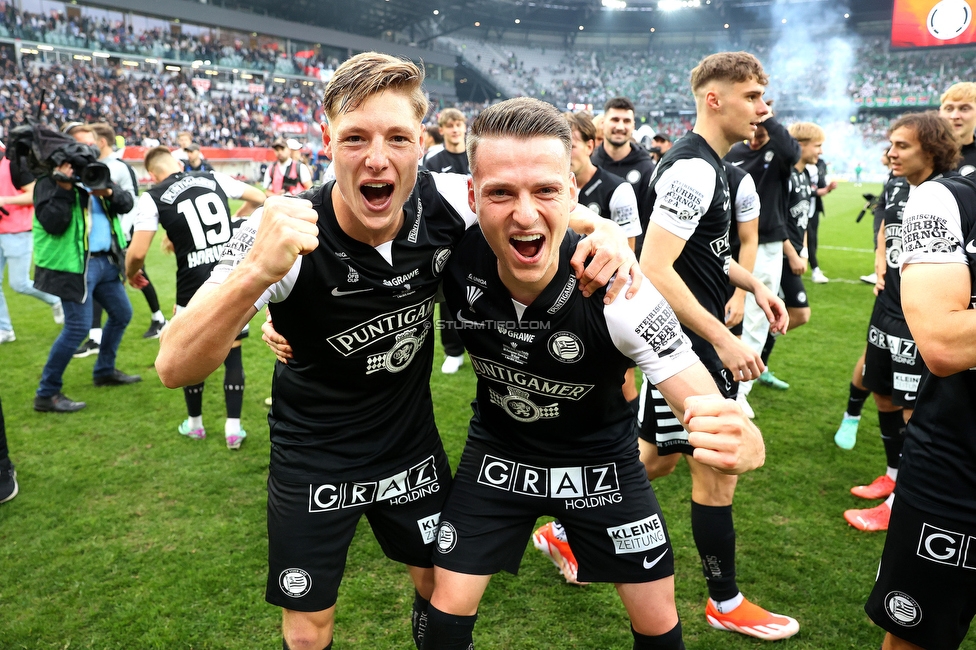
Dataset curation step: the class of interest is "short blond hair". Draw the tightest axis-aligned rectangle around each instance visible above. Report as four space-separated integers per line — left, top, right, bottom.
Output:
144 145 176 176
467 98 571 174
941 82 976 106
323 52 428 123
438 108 465 127
788 122 825 143
691 52 769 96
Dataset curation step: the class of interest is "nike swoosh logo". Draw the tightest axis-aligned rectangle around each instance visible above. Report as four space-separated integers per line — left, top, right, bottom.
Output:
332 287 373 296
643 550 668 570
441 166 453 172
966 240 976 254
729 160 744 166
904 393 916 400
456 310 479 326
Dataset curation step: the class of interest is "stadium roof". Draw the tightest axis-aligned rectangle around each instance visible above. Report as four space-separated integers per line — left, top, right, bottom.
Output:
213 0 894 38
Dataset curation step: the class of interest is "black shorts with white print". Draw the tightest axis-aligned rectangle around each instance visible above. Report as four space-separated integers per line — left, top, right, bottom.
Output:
863 300 920 408
779 257 809 308
866 498 976 650
432 442 674 584
265 445 451 612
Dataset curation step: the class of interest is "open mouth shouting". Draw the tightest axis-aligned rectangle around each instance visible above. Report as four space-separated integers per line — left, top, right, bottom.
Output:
360 181 395 211
511 233 545 263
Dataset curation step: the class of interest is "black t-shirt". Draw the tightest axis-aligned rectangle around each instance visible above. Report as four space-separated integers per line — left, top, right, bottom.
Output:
785 166 814 254
209 172 474 483
133 171 247 306
591 143 657 254
898 174 976 523
443 227 698 463
646 132 731 372
724 118 801 245
726 160 761 259
424 149 470 175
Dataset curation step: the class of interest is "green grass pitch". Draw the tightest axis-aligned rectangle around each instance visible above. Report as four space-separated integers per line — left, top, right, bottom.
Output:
2 182 971 648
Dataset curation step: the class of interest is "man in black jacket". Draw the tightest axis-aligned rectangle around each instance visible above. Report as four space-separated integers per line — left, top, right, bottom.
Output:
33 124 140 413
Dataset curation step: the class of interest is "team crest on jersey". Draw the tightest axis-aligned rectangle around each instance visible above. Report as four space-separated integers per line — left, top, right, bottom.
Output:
764 151 775 163
489 386 560 422
548 277 577 314
366 323 431 374
432 247 452 276
436 521 458 553
885 591 922 627
626 169 642 185
466 285 484 312
587 202 602 216
885 224 903 268
279 569 312 598
347 266 360 283
549 332 584 363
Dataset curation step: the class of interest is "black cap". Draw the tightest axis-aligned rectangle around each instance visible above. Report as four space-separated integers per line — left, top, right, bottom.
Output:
183 143 200 152
652 133 670 143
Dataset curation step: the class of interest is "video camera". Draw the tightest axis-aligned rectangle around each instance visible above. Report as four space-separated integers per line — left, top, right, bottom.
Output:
4 121 111 191
855 192 881 223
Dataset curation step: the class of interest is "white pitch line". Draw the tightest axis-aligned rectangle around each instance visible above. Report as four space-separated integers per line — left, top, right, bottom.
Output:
819 245 874 254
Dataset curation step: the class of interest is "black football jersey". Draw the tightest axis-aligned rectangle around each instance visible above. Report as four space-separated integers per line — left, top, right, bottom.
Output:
211 172 472 483
875 175 911 319
898 174 976 523
424 149 470 175
140 171 238 306
578 167 641 238
442 227 697 462
785 167 814 254
646 132 731 371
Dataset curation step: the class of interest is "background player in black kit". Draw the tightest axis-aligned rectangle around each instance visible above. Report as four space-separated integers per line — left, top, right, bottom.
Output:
125 146 266 449
940 82 976 177
639 51 796 640
421 96 765 650
422 107 469 375
157 52 637 650
843 113 960 533
864 134 975 650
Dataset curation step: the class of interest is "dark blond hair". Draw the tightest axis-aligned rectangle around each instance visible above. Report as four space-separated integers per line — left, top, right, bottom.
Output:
90 122 116 146
467 98 571 173
941 82 976 106
890 111 961 174
691 52 769 96
144 145 177 176
323 52 428 123
788 122 825 143
438 108 465 127
564 111 596 143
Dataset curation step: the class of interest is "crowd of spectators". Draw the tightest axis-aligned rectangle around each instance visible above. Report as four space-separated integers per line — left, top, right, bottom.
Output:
0 46 321 149
0 2 340 77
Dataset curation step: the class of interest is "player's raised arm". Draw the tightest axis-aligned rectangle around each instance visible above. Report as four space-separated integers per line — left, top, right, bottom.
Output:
157 196 317 387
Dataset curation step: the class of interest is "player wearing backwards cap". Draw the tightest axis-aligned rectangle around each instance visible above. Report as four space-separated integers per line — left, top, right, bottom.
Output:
157 52 636 650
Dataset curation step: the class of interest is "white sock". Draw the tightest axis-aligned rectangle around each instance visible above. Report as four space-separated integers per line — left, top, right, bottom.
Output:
711 592 744 614
188 415 203 430
884 493 895 508
886 466 898 481
89 328 103 344
152 311 166 323
225 418 241 435
739 380 753 396
843 412 861 421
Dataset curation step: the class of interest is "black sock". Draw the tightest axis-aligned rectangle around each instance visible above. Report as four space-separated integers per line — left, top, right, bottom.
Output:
421 605 477 650
223 347 245 419
141 278 161 314
632 622 685 650
760 333 776 366
691 502 739 602
413 590 430 649
183 383 204 417
878 409 906 470
847 383 871 417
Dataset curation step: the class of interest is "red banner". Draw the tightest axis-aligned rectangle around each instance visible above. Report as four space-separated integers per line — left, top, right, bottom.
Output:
276 122 308 135
191 78 211 92
121 147 278 162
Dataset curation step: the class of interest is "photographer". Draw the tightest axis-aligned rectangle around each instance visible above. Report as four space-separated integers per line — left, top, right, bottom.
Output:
32 123 140 414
